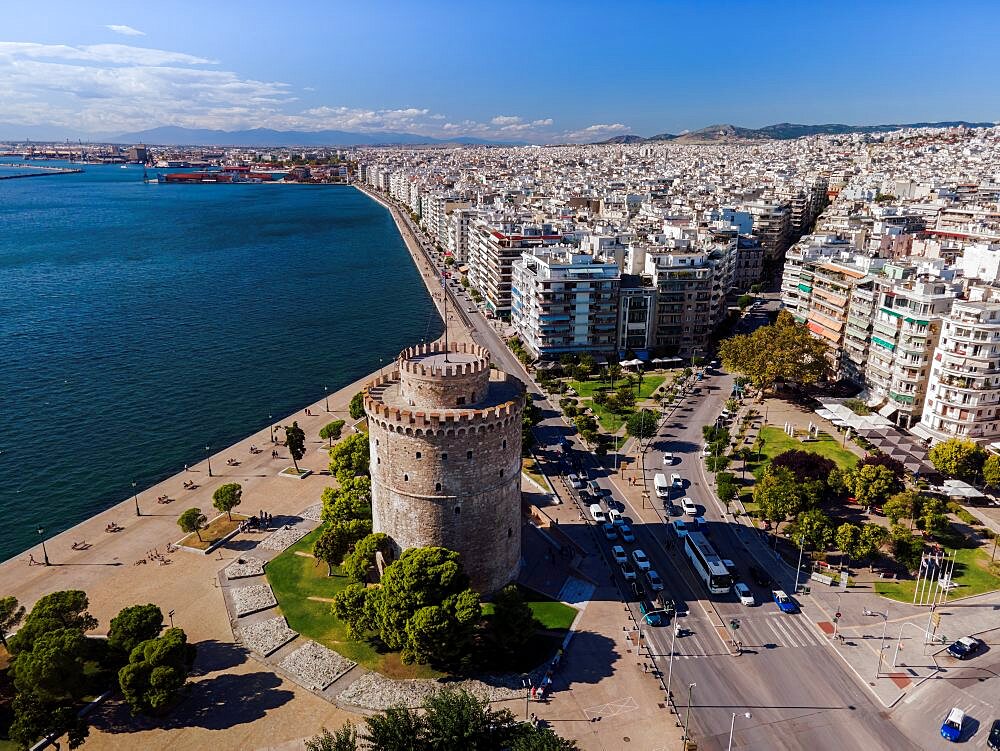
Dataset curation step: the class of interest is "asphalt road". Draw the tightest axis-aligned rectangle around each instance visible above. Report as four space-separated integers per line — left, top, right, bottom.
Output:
399 212 921 750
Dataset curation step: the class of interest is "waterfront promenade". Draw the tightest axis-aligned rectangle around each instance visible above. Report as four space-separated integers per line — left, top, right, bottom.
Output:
0 187 470 749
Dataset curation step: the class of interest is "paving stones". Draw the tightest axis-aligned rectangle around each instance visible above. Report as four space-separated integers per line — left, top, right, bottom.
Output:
300 503 324 522
260 526 309 551
238 616 297 656
232 583 277 616
338 671 527 710
223 555 267 579
278 640 356 691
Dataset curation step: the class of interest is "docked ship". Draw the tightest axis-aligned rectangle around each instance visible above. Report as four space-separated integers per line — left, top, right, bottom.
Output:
145 166 278 184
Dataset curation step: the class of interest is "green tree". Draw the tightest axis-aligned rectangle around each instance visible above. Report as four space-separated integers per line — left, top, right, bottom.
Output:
331 583 373 639
314 519 372 575
884 490 923 526
8 590 97 656
592 389 609 407
9 691 89 750
319 419 346 447
363 705 428 750
177 507 207 542
753 467 799 531
928 438 987 483
329 433 370 481
11 628 90 703
835 523 863 563
983 454 1000 488
890 524 924 570
737 294 753 309
0 595 25 649
349 390 365 420
850 464 899 507
108 604 163 664
788 509 834 552
626 409 658 439
716 472 738 508
614 386 636 411
117 627 196 715
305 725 358 751
489 584 539 657
212 482 242 521
285 421 307 472
719 310 830 392
859 523 890 564
321 476 372 524
342 532 391 583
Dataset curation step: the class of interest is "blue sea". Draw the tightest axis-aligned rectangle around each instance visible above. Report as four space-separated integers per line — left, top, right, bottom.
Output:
0 161 440 561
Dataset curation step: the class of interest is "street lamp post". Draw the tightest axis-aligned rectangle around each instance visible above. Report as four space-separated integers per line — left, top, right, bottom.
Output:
870 609 889 682
324 386 329 413
205 445 212 477
794 534 806 593
36 526 50 566
132 481 140 517
269 415 274 443
666 618 679 710
728 712 752 751
521 676 531 719
682 682 696 747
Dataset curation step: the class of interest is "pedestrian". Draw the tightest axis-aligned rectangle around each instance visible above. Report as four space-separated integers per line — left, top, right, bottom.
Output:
184 464 189 472
28 554 36 566
531 685 537 700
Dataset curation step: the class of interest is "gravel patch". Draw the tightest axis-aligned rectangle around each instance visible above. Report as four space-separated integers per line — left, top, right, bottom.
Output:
232 583 277 616
300 503 324 522
260 526 309 551
224 555 267 579
238 616 297 656
278 640 356 691
338 671 530 710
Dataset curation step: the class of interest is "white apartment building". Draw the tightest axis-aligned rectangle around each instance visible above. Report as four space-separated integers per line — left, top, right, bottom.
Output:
917 287 1000 444
510 248 620 359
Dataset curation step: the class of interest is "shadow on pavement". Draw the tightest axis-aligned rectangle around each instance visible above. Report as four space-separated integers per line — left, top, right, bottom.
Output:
191 639 249 674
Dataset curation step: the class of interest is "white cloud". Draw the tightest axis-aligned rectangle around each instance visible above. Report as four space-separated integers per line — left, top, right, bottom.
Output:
106 25 145 37
0 38 589 142
562 123 630 142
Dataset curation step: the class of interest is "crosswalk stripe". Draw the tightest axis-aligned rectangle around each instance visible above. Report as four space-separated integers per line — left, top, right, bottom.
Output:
785 616 820 646
770 617 802 648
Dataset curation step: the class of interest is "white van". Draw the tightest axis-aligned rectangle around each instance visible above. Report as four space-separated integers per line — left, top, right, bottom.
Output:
589 503 606 523
653 473 670 499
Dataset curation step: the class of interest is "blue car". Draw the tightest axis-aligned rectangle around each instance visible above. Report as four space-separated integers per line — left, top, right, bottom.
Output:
772 590 798 614
941 707 964 742
639 600 663 626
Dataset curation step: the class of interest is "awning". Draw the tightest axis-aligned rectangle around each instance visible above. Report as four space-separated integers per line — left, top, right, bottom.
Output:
878 402 898 418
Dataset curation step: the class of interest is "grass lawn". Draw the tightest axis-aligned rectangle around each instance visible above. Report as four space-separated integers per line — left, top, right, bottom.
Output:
587 400 629 433
179 512 249 550
522 457 552 492
265 526 441 679
569 374 667 400
482 586 578 631
875 546 1000 602
748 426 859 475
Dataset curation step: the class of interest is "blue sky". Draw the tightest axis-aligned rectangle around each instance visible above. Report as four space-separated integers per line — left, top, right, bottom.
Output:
1 0 998 142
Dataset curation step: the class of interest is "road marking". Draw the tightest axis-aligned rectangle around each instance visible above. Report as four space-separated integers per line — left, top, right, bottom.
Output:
770 617 803 648
583 695 639 720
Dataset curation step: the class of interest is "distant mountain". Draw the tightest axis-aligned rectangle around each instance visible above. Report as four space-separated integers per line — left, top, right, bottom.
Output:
593 120 996 145
109 126 526 147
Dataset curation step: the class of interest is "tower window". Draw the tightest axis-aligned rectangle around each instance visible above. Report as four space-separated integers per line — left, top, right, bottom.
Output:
467 450 473 459
502 439 507 449
441 452 448 460
508 527 513 538
403 473 409 481
375 439 379 446
454 506 461 515
456 396 466 405
416 451 422 459
435 482 441 492
376 457 380 464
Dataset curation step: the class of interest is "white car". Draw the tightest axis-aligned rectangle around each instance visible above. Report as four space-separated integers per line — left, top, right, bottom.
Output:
611 545 628 565
646 570 664 592
568 473 584 489
734 582 755 606
671 472 683 487
620 560 637 581
619 524 635 542
609 509 624 525
632 549 651 571
702 444 712 456
662 452 675 465
681 498 698 515
589 503 606 523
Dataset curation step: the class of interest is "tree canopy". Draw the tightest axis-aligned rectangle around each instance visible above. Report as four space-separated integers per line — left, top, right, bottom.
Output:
329 433 370 482
314 519 373 575
349 391 366 420
752 466 799 528
320 419 346 447
718 310 830 391
342 532 391 583
770 450 835 484
849 464 901 507
984 454 1000 488
321 476 372 524
285 421 307 471
626 409 658 439
117 627 196 715
177 507 207 542
212 482 243 521
928 438 987 483
108 604 163 664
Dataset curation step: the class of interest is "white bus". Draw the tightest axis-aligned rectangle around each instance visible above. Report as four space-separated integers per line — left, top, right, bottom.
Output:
683 531 732 594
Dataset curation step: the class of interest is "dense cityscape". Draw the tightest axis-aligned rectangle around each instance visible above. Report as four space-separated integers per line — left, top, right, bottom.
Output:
3 3 1000 751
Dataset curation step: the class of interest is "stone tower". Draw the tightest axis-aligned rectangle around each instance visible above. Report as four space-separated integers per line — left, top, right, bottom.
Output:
364 341 525 593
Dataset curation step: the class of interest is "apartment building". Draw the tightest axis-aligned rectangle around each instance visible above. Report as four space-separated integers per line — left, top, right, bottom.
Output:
617 276 656 356
745 199 791 264
917 286 1000 444
866 266 958 428
510 248 620 359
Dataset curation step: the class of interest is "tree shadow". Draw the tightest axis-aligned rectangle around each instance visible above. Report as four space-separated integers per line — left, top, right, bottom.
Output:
190 639 249 675
90 671 294 734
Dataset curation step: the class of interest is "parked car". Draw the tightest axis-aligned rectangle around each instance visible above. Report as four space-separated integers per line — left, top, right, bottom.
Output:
693 515 707 532
941 707 964 742
568 473 584 489
630 580 645 601
632 549 651 571
772 590 798 614
589 504 606 523
663 452 675 465
947 636 984 660
734 582 755 606
587 480 602 495
681 498 698 515
639 600 663 626
620 560 637 581
671 472 683 487
602 522 618 540
672 519 688 538
609 509 624 525
619 524 635 542
987 718 1000 750
611 545 628 565
646 570 664 592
